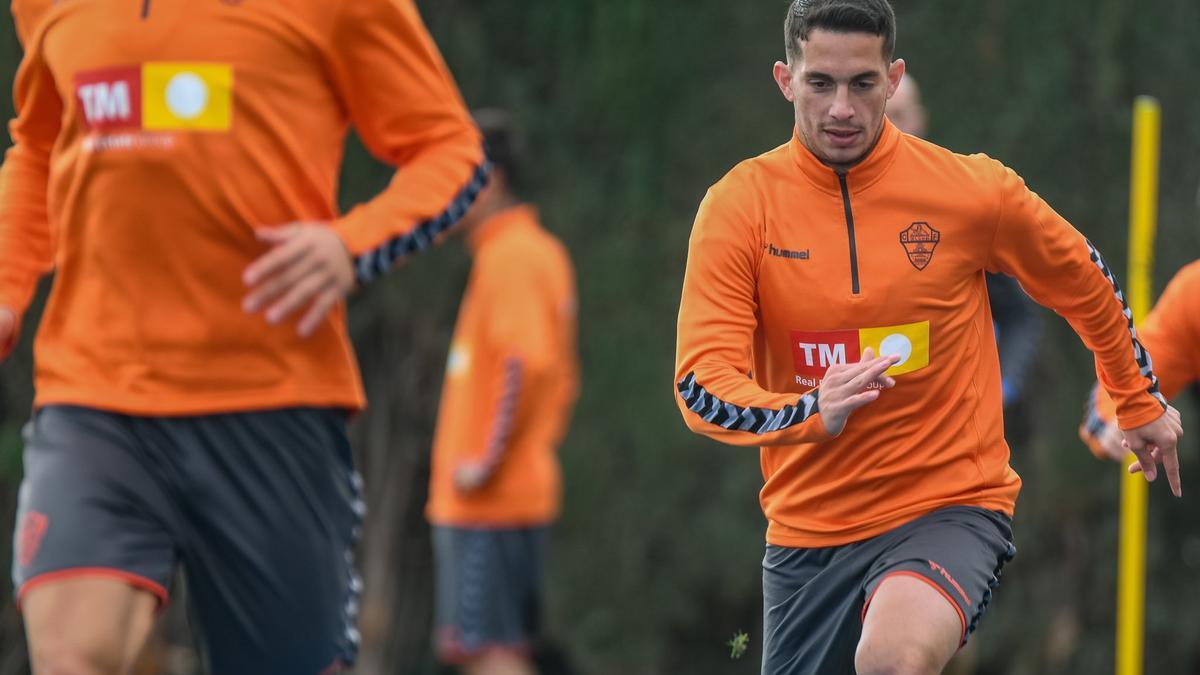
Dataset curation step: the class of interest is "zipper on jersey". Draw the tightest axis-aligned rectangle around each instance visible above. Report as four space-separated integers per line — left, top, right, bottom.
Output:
141 0 151 19
837 173 861 295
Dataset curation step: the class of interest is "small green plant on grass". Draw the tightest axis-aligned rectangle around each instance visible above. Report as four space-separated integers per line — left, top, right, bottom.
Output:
727 630 749 659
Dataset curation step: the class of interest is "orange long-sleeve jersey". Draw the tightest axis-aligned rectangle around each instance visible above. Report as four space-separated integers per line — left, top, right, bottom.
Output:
0 0 486 414
675 119 1166 548
426 205 579 527
1081 260 1200 453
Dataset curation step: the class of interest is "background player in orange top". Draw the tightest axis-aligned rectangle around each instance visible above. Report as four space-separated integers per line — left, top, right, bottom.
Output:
1081 260 1200 462
426 111 579 675
674 1 1183 673
0 0 485 672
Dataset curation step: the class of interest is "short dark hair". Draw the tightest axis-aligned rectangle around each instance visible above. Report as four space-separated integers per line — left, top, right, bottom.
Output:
784 0 896 64
473 108 525 197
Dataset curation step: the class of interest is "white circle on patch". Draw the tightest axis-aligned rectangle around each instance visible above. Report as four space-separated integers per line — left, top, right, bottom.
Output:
165 73 209 120
879 333 912 367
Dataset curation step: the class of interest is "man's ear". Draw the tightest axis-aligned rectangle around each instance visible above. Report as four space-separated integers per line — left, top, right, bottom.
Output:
773 61 795 102
886 58 906 100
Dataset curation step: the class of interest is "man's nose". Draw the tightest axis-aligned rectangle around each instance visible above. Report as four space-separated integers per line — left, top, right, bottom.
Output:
829 86 854 120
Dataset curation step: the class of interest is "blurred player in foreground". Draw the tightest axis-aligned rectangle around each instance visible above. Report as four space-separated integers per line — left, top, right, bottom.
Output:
0 0 485 671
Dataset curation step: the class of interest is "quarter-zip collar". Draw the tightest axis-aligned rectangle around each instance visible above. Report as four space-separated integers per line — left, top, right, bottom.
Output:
789 117 902 195
467 203 537 255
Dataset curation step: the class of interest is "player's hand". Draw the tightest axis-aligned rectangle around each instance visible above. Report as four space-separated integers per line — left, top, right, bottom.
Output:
1123 404 1183 497
1092 421 1129 462
0 307 15 362
242 224 355 337
817 347 900 436
454 461 492 493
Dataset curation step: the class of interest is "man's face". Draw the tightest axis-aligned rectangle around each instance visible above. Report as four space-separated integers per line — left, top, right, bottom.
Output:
773 29 904 172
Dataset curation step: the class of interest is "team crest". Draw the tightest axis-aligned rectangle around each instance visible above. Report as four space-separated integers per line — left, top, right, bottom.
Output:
899 222 941 271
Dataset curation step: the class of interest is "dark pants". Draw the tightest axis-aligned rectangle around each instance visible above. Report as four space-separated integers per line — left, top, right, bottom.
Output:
12 405 364 674
432 524 550 663
762 506 1016 675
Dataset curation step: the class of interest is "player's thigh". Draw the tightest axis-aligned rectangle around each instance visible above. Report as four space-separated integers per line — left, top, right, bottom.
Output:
857 507 1016 674
13 406 177 673
761 543 866 675
167 408 362 674
23 577 159 674
856 574 962 675
462 648 538 675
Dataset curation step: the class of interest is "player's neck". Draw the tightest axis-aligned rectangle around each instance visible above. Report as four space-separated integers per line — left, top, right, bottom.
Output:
472 194 521 224
464 195 524 253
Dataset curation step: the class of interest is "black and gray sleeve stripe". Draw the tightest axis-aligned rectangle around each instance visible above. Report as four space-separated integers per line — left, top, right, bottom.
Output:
353 160 492 285
1086 240 1168 408
1081 383 1108 439
481 357 523 466
677 371 820 435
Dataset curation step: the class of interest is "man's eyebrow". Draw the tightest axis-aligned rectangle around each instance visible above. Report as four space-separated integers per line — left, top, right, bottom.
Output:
801 70 881 81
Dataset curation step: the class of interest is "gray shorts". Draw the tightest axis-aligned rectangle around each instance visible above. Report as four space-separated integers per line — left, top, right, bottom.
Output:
11 405 364 674
762 506 1016 675
431 524 549 663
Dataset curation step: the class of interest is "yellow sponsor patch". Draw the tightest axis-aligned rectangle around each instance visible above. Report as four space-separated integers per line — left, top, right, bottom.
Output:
858 320 930 376
142 63 232 131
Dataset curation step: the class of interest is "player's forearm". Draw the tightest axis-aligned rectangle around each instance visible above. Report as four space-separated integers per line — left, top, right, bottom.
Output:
0 42 67 330
0 144 55 330
327 0 488 283
674 285 831 447
334 131 488 284
674 365 831 447
989 167 1164 426
1064 243 1165 426
472 357 525 475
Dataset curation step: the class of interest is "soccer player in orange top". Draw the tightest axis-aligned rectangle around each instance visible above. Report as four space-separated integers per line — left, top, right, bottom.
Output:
673 1 1183 673
0 0 485 672
426 111 579 675
1081 260 1200 462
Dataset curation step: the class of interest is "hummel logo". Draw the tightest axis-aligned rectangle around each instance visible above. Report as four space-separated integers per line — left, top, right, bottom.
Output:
766 243 810 260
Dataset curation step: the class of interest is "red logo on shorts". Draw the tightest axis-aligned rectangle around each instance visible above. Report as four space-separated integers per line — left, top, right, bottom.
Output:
17 511 49 568
928 559 970 606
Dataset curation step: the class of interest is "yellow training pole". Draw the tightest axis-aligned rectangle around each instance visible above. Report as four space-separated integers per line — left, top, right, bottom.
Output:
1116 95 1160 675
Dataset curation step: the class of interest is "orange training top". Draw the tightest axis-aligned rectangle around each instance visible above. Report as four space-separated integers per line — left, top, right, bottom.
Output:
0 0 486 414
426 205 579 526
1081 260 1200 453
675 119 1166 548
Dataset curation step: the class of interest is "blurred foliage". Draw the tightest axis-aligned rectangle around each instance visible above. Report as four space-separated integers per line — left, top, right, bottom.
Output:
0 1 1198 674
